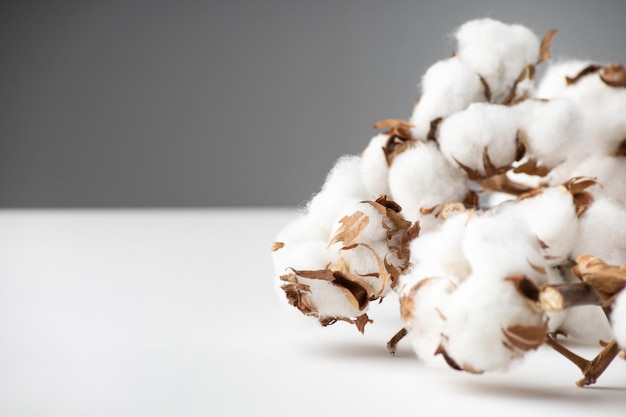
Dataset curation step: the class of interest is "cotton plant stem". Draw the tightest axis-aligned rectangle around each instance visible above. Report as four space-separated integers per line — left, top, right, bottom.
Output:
576 340 620 387
387 328 408 356
544 334 621 387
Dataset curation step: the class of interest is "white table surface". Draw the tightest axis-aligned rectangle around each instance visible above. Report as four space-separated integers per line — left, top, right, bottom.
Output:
0 208 624 416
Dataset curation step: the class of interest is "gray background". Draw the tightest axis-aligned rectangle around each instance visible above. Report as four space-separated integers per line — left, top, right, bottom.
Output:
1 0 625 208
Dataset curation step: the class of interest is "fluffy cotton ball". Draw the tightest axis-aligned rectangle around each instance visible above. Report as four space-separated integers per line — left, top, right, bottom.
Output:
569 155 626 206
440 275 546 373
506 186 580 264
556 66 626 156
360 133 392 199
409 57 486 140
454 18 540 103
611 289 626 350
399 275 458 367
513 97 584 168
438 103 520 177
573 194 626 265
536 59 594 99
387 141 469 221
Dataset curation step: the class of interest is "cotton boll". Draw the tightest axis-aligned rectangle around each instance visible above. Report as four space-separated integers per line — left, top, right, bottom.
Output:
573 195 626 265
536 59 593 99
387 141 469 221
557 68 626 156
272 240 330 280
306 154 369 236
409 57 486 140
454 18 540 103
462 207 550 281
569 155 626 206
513 98 584 168
611 289 626 350
510 186 580 263
438 103 520 178
409 211 472 280
440 275 547 373
399 275 458 367
360 133 391 198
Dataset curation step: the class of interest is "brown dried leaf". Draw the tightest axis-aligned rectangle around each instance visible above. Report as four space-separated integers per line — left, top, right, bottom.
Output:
513 159 551 177
565 64 601 85
279 274 318 316
332 271 370 311
574 255 626 305
538 29 558 64
373 119 415 130
290 268 335 281
271 241 285 252
502 323 547 351
354 313 373 334
600 63 626 88
328 211 370 248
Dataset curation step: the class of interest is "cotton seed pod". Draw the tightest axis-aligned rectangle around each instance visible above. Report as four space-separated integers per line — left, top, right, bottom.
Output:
387 140 469 221
438 102 521 179
454 18 541 103
409 57 486 140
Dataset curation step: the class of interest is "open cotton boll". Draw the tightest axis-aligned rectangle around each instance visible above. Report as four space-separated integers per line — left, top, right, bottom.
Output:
508 186 580 263
454 18 540 103
360 133 392 198
408 211 472 280
387 141 469 221
536 59 593 99
611 289 626 350
438 103 520 178
440 275 547 373
462 207 550 281
569 155 626 206
399 275 458 367
573 195 626 265
409 57 486 140
306 154 369 235
557 68 626 156
513 97 583 168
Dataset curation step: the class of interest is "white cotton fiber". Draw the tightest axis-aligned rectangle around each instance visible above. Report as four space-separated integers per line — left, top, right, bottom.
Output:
387 141 469 221
557 68 626 155
438 102 520 177
440 275 546 373
360 133 392 198
508 186 579 263
410 57 486 140
271 240 330 279
611 289 626 350
536 60 594 99
454 18 540 103
573 195 626 265
513 98 583 168
569 155 626 206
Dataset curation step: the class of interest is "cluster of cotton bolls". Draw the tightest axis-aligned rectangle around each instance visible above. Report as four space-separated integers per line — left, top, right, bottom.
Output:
271 17 626 384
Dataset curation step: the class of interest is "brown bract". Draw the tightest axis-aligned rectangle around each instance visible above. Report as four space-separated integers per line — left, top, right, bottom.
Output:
561 177 597 216
373 119 416 165
454 147 514 180
565 64 602 85
573 255 626 305
599 63 626 88
502 323 547 352
538 29 558 64
271 241 285 252
328 211 370 249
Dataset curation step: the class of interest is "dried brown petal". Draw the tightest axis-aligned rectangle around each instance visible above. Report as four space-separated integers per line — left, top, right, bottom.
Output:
574 255 626 305
502 323 547 351
599 63 626 88
328 211 370 249
271 241 285 252
565 64 601 85
538 29 558 64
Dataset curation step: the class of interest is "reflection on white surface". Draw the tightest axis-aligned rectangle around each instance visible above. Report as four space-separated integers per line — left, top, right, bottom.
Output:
0 209 624 416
